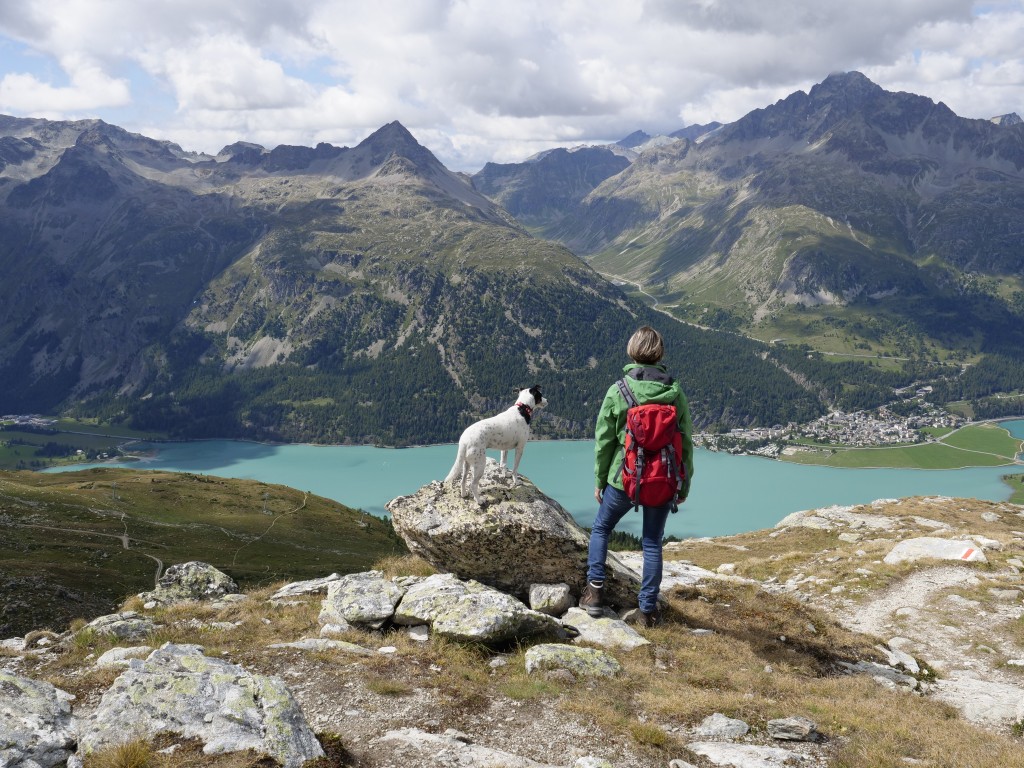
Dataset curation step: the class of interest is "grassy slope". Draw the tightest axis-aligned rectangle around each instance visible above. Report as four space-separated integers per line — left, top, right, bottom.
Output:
780 422 1023 469
0 468 405 636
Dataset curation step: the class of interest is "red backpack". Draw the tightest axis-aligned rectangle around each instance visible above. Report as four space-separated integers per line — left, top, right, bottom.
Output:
615 376 684 511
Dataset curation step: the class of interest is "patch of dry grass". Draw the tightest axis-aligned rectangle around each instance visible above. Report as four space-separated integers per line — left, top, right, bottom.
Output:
82 735 280 768
370 553 436 579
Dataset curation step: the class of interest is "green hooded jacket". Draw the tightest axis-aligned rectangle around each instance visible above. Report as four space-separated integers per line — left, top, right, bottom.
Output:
594 362 695 501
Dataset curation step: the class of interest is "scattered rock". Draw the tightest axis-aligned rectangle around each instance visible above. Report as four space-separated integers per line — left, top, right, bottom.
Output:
139 561 239 605
387 464 640 609
77 644 324 768
529 583 573 616
687 741 812 767
875 644 920 675
839 660 918 690
318 570 405 629
393 572 563 645
94 646 153 669
0 672 77 768
373 727 565 767
80 612 155 642
524 644 621 678
767 716 819 741
561 607 650 651
268 638 373 655
270 573 343 600
693 712 750 740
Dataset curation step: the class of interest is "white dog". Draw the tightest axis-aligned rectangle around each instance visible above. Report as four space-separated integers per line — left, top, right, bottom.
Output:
445 385 545 506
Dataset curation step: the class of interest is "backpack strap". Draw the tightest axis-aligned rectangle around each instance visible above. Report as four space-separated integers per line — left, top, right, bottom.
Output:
615 378 638 409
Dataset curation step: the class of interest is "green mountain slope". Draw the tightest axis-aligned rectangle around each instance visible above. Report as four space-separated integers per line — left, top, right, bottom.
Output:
0 468 404 637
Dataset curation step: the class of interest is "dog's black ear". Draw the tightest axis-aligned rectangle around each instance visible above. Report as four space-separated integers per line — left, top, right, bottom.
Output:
530 384 543 402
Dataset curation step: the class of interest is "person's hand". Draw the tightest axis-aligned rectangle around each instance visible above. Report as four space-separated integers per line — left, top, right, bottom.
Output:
594 487 603 504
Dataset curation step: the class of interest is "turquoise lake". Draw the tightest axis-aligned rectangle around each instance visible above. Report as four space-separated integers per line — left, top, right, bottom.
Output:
49 419 1024 539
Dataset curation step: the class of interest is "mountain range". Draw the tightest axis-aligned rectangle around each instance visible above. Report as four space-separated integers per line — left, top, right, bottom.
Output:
472 73 1024 362
0 113 820 443
2 72 1022 444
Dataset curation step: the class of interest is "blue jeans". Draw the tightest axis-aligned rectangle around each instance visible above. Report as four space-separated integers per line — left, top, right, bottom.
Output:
587 484 671 614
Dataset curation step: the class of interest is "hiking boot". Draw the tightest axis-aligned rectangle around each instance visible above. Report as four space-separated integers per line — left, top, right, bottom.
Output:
638 608 662 628
627 607 662 628
579 581 605 618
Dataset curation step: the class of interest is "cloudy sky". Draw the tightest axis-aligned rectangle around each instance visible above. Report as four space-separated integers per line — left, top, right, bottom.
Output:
1 1 1022 171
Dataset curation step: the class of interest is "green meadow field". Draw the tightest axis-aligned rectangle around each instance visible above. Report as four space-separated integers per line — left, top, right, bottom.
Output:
780 422 1023 470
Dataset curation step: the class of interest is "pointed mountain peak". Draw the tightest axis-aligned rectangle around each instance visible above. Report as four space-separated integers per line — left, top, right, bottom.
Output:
990 112 1022 126
358 121 421 149
809 71 884 102
616 130 652 148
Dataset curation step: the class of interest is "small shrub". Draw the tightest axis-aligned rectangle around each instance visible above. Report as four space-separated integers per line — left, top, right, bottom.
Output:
83 739 154 768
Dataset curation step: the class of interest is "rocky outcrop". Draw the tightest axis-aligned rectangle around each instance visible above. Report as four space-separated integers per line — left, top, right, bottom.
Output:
139 561 238 606
77 643 324 767
387 462 641 610
0 673 77 768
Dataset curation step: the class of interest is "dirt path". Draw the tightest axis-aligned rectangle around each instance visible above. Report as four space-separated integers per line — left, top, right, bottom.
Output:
838 565 1024 728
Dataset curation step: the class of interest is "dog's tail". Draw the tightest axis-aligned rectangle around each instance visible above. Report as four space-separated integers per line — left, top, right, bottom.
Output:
444 442 466 484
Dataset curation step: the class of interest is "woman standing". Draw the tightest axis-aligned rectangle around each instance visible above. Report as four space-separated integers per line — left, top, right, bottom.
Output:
580 326 694 627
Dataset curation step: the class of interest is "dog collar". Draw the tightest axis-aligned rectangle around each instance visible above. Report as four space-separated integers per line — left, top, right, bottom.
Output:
516 402 533 424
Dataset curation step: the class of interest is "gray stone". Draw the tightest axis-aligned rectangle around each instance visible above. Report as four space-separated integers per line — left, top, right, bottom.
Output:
387 465 641 610
1 637 26 652
883 538 987 565
94 646 154 669
525 644 621 678
77 644 323 768
932 671 1024 727
81 612 155 642
561 607 650 651
693 712 750 740
767 716 819 741
268 638 373 655
317 570 405 629
373 728 563 767
574 758 616 768
981 511 1001 523
875 644 920 675
529 583 573 616
407 625 430 643
687 741 812 767
319 621 351 635
140 561 239 605
270 573 342 599
839 660 918 690
989 588 1022 602
0 672 77 768
393 572 563 645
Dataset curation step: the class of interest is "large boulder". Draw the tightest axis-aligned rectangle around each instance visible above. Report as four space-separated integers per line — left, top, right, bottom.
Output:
393 573 563 645
0 672 77 768
387 461 640 610
140 561 239 605
77 644 324 768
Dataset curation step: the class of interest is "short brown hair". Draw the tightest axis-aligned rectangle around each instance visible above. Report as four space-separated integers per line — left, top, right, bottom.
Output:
627 326 664 365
